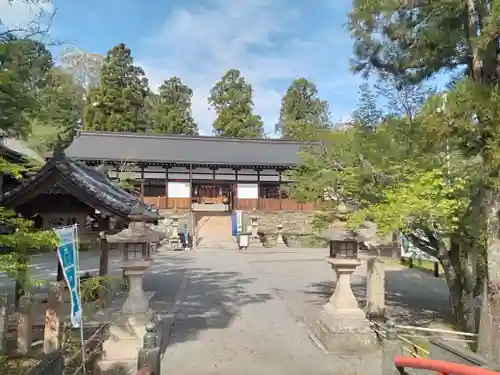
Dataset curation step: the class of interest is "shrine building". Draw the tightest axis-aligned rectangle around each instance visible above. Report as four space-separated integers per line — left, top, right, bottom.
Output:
65 131 316 212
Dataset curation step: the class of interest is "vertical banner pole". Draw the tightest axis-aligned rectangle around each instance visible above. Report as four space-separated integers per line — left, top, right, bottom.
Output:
54 224 85 371
74 224 86 373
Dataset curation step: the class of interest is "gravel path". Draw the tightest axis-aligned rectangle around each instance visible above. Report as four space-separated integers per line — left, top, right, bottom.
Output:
1 247 450 374
160 249 385 375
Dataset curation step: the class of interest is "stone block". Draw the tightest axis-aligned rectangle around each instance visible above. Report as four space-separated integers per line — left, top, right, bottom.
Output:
0 292 7 352
310 306 378 354
17 294 33 355
366 258 386 319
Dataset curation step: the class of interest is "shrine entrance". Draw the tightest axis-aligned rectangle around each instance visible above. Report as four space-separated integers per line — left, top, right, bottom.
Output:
192 183 234 210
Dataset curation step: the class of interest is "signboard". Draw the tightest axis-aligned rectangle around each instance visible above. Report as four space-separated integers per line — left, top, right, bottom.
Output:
54 225 83 328
400 232 438 262
183 222 189 248
231 211 243 237
236 211 243 234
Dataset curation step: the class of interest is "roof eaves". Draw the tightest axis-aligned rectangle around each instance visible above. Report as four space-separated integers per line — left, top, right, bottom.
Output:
76 131 315 146
69 156 298 167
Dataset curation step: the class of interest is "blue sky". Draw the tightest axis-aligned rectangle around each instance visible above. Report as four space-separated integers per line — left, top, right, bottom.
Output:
2 0 366 135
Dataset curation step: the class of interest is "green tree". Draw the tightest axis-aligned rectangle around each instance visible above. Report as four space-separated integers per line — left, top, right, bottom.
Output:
27 67 84 154
58 48 104 97
0 36 53 138
352 83 380 131
276 78 330 140
347 0 500 348
208 69 263 137
150 77 198 135
83 43 149 132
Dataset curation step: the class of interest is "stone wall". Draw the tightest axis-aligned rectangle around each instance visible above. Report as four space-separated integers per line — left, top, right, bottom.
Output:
245 211 314 234
159 210 315 234
242 211 323 248
157 209 395 252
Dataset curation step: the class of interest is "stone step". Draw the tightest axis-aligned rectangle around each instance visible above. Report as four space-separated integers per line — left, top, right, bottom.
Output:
196 240 236 249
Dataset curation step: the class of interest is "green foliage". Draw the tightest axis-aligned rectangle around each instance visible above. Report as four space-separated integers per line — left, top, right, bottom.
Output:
27 67 84 153
0 36 53 138
348 0 500 84
276 78 331 140
347 0 466 83
97 161 138 194
0 201 57 291
83 43 149 132
352 83 380 130
208 69 264 137
150 77 198 135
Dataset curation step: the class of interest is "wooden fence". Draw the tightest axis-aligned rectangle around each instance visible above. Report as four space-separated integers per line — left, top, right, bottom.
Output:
143 196 316 211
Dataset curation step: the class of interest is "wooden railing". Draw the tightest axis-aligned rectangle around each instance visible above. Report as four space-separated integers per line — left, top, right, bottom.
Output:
236 198 315 211
142 196 317 211
142 197 190 210
394 356 500 375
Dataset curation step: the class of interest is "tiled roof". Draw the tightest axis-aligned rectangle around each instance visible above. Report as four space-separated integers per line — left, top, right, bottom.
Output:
65 131 314 167
0 152 159 222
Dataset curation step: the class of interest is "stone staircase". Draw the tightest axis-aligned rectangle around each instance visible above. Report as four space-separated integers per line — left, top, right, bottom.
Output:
195 212 235 249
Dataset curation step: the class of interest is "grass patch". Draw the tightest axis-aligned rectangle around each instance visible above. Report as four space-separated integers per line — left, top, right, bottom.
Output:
383 257 444 277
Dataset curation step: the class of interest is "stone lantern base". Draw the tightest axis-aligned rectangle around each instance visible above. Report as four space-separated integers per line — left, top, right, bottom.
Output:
310 304 377 354
310 258 378 354
98 259 154 372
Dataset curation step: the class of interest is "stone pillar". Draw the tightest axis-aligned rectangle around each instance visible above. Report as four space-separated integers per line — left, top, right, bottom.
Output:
310 258 377 354
382 320 401 375
250 216 259 239
137 323 161 375
43 282 62 354
170 216 179 238
327 259 360 310
276 224 285 246
0 292 8 352
17 294 33 355
100 260 153 372
366 258 386 319
122 266 150 315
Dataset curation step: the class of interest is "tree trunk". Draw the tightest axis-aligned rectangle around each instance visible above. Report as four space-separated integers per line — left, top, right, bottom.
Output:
477 189 500 360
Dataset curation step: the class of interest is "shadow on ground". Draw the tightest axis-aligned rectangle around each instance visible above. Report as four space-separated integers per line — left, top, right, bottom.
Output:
144 255 273 353
306 268 451 326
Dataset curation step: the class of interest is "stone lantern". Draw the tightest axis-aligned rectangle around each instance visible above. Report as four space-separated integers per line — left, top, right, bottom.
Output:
100 204 162 371
310 220 377 354
106 205 162 315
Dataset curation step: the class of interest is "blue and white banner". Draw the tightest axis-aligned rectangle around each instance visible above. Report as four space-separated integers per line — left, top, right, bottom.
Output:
231 211 243 237
54 225 82 328
400 232 438 262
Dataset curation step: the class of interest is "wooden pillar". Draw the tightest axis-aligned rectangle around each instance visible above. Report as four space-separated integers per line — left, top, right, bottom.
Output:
98 231 108 277
278 170 283 210
97 218 109 307
56 259 63 282
164 166 169 209
140 165 145 198
189 164 194 246
234 168 239 210
139 180 145 198
256 169 261 210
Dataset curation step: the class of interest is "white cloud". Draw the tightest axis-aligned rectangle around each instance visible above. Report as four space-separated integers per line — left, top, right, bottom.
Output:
139 0 359 135
0 0 54 36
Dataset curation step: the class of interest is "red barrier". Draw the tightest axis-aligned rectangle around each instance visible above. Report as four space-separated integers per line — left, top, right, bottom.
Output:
394 356 500 375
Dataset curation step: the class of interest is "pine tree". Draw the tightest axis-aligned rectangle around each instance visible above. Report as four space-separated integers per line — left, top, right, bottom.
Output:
83 43 149 132
208 69 263 137
150 77 198 135
277 78 330 140
352 83 381 131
